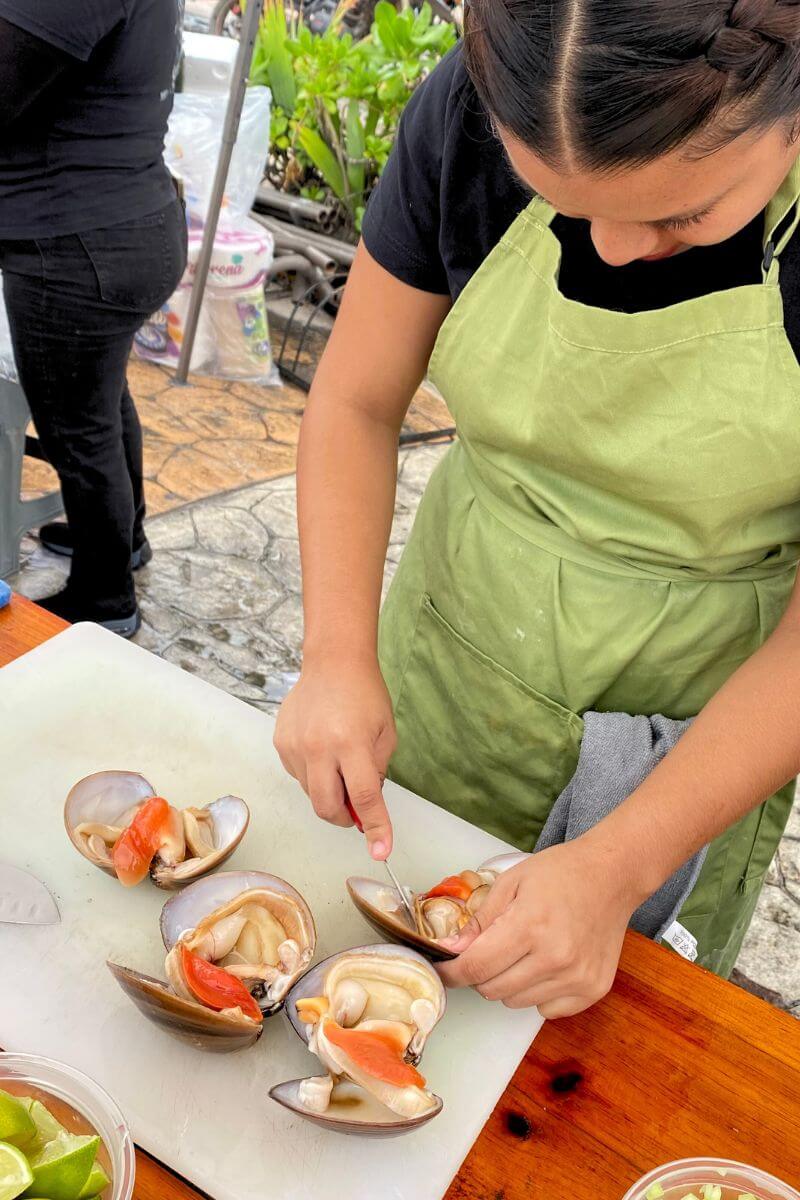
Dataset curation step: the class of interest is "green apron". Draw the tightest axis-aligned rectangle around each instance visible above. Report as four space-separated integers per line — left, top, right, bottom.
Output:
379 163 800 978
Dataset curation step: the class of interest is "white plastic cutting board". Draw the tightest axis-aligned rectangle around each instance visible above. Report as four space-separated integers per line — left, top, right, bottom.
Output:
0 624 543 1200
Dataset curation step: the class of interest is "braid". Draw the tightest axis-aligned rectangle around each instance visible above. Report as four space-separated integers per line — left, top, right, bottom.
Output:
706 0 800 87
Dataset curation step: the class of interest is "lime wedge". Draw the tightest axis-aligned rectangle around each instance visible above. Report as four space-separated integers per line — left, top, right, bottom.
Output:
0 1094 35 1149
23 1134 99 1200
21 1105 65 1155
0 1140 34 1200
76 1164 109 1199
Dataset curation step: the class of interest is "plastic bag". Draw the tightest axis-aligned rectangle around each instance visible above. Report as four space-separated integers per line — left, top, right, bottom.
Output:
164 86 271 224
134 215 280 384
0 272 19 383
137 86 280 382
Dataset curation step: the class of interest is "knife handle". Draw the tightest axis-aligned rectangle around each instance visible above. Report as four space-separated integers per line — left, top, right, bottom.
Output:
343 789 364 833
340 775 364 832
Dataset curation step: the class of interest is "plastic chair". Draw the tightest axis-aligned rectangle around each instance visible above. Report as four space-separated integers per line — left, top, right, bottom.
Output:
0 376 63 578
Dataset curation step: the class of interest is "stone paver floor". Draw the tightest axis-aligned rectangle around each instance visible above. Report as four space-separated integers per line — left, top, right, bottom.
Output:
11 441 800 1014
21 359 453 514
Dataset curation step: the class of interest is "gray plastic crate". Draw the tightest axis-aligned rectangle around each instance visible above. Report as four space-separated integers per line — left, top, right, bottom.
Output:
0 377 63 578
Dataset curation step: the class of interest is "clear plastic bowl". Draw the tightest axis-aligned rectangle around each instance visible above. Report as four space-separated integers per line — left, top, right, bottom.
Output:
623 1158 800 1200
0 1052 135 1200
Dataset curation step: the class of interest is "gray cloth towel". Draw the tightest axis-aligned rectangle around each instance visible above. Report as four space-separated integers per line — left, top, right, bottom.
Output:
536 711 707 940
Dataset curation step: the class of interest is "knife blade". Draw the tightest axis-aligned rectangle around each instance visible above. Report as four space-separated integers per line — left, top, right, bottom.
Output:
0 864 60 925
343 789 416 927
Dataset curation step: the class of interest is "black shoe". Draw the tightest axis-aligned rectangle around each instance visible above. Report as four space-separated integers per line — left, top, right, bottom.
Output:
38 523 153 570
37 588 141 639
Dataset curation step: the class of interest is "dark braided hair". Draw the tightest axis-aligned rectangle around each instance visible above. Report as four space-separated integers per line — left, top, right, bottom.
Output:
464 0 800 170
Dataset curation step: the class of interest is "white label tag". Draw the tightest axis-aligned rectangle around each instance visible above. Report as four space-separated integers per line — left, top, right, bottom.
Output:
661 920 698 962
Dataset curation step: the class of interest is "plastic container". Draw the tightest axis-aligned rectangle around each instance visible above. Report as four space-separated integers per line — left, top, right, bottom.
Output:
0 270 18 383
623 1158 800 1200
0 1052 135 1200
179 32 238 95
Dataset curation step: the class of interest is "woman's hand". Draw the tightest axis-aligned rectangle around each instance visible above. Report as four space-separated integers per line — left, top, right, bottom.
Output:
274 657 397 860
437 839 639 1018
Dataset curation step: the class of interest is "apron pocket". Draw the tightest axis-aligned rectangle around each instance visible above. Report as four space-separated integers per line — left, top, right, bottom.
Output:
389 593 584 850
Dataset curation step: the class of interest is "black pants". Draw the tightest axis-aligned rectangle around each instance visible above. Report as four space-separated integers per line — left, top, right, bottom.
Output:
0 198 187 614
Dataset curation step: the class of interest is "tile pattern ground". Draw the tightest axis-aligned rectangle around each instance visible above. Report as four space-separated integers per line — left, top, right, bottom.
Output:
21 359 453 513
11 442 800 1014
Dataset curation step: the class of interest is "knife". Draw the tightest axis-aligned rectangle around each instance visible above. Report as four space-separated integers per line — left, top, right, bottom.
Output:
0 864 60 925
343 789 416 927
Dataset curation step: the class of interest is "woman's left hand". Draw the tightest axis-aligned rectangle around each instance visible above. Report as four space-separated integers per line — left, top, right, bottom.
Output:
436 839 639 1018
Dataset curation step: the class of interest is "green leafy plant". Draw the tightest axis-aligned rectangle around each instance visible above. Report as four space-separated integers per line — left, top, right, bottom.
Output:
251 1 457 238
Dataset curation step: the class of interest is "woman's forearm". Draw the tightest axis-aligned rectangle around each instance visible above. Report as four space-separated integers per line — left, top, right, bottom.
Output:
298 397 400 666
585 597 800 905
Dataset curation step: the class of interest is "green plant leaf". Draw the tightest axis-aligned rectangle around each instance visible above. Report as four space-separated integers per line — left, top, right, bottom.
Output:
373 1 402 56
257 0 297 114
297 125 347 201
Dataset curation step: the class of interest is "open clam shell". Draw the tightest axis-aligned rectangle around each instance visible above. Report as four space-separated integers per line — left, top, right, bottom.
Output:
269 1079 443 1137
65 771 154 876
108 870 315 1052
275 943 446 1136
346 877 457 961
346 851 531 961
160 870 317 1014
477 851 531 876
107 962 262 1052
64 770 249 889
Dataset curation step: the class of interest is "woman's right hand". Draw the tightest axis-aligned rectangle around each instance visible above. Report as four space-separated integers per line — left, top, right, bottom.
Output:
274 658 397 860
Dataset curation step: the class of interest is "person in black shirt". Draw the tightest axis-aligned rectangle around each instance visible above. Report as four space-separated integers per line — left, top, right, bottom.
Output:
0 0 187 635
276 1 800 1015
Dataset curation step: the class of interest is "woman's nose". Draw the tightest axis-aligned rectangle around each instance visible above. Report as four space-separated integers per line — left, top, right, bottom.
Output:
589 219 664 266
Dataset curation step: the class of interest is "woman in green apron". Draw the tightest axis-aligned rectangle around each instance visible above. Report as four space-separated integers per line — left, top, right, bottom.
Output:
276 0 800 1017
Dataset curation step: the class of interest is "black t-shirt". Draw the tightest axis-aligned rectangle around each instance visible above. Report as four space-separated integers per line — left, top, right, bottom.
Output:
0 0 182 240
362 46 800 361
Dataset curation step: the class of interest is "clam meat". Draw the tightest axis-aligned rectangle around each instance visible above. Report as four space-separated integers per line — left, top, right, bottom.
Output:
346 851 530 959
162 872 316 1012
64 770 249 889
272 944 445 1131
109 871 316 1052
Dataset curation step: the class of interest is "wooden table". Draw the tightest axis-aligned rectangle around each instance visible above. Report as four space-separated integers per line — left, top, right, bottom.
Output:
3 591 800 1200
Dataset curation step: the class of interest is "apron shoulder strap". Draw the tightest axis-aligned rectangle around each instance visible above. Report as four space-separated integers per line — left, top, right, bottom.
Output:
763 157 800 282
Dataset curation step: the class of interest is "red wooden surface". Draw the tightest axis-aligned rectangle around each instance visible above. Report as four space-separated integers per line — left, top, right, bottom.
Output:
3 597 799 1200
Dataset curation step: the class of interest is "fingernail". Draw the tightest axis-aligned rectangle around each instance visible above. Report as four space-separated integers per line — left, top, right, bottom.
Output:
370 840 388 860
438 933 463 949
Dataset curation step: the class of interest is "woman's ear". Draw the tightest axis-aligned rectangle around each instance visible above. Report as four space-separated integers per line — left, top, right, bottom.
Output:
788 115 800 144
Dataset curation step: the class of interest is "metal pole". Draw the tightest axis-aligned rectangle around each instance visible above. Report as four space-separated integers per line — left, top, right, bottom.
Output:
174 0 265 383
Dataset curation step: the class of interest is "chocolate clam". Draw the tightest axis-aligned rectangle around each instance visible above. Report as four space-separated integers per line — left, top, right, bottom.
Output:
270 944 445 1135
108 870 316 1052
64 770 249 889
346 851 530 960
